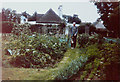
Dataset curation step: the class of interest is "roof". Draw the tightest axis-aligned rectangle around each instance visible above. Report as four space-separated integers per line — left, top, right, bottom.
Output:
36 8 62 24
28 16 35 21
16 12 30 18
93 21 106 29
16 14 22 18
36 14 44 21
22 11 30 18
28 14 44 21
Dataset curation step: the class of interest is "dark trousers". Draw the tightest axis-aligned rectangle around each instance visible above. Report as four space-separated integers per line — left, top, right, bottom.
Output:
71 35 77 48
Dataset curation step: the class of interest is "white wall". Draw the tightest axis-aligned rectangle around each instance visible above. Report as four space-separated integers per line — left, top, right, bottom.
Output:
20 15 28 24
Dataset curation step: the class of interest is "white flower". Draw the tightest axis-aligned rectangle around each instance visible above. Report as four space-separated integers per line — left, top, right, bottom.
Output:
100 62 103 64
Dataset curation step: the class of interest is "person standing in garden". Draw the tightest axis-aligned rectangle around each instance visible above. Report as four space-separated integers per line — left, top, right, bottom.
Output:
70 22 78 49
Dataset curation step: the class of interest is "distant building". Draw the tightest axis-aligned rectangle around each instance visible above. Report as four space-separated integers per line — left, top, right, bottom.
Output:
93 20 109 36
36 8 62 24
16 12 30 24
28 8 62 24
28 8 63 34
93 21 106 30
20 15 28 24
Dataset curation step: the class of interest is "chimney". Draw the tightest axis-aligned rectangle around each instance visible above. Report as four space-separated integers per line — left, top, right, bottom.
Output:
58 5 63 19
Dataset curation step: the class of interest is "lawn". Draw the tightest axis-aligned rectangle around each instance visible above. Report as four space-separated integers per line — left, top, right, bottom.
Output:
2 68 42 80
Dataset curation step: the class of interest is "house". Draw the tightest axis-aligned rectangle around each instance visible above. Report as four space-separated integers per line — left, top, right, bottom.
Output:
92 20 108 36
28 13 44 24
16 11 30 24
36 8 62 24
93 21 106 30
28 8 62 24
20 15 27 24
28 8 63 34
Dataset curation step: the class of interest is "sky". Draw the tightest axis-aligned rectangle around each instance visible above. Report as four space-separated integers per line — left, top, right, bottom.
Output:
1 1 100 23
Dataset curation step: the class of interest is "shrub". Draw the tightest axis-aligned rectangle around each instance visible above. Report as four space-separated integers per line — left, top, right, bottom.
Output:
10 52 53 68
77 34 104 48
11 23 32 35
78 25 85 34
77 33 90 47
86 44 100 58
4 25 68 68
99 43 119 63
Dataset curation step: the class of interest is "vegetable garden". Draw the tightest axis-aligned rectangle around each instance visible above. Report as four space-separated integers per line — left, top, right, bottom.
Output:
2 23 120 80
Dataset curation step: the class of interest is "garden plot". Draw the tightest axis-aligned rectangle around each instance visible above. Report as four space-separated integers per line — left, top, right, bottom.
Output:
3 48 88 80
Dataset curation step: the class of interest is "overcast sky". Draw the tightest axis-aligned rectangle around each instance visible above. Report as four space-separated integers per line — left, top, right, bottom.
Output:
1 1 100 22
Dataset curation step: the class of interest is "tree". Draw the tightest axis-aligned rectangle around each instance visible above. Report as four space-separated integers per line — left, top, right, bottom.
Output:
62 14 81 24
72 14 81 24
93 1 119 37
1 8 18 23
108 6 119 37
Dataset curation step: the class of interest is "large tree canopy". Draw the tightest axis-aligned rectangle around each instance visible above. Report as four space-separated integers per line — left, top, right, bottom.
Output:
94 1 119 37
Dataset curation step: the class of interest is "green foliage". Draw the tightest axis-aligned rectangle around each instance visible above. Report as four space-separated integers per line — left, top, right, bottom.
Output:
21 42 119 80
77 34 104 48
79 42 119 80
24 48 88 80
86 44 99 57
10 53 53 68
3 39 119 80
53 49 88 80
11 24 32 35
35 35 67 58
62 14 81 24
89 25 96 35
77 34 90 48
80 71 88 80
55 56 88 80
77 25 85 34
89 34 104 44
77 23 96 35
4 24 67 68
99 43 119 64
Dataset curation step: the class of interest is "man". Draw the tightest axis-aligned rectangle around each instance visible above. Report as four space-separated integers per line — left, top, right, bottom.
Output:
70 22 78 49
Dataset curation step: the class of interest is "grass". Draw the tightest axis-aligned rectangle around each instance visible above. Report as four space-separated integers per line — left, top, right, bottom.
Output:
2 48 87 80
26 48 86 80
2 68 45 80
